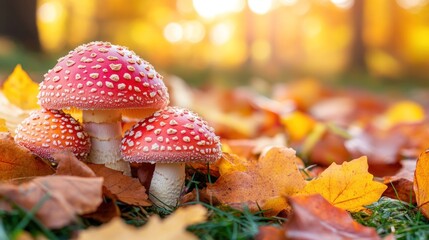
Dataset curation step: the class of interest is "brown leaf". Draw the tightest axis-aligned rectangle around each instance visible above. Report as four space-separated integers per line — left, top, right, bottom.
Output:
308 128 351 166
78 205 207 240
285 194 380 240
383 160 415 203
88 164 151 206
414 150 429 218
0 133 54 181
0 175 103 228
345 130 403 176
54 151 96 177
255 226 287 240
207 146 306 214
83 199 120 223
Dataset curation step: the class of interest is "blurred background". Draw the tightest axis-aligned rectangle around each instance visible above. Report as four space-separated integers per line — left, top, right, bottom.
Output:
0 0 429 87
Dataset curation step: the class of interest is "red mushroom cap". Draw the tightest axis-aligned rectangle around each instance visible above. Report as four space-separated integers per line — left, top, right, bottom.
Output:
38 41 169 110
121 107 222 163
14 109 91 162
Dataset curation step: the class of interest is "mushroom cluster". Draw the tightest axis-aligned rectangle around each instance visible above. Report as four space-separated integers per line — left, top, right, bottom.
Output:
36 41 170 174
14 41 222 207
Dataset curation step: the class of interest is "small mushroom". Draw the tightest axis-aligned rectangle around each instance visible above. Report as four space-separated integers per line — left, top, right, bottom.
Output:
121 106 222 207
37 41 169 174
14 109 90 163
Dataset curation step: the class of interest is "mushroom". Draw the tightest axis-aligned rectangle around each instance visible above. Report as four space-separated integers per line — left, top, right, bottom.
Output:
14 109 90 163
121 106 222 207
37 41 169 174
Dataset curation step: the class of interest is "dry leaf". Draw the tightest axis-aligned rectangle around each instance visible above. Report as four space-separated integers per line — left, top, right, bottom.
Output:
88 164 151 206
54 151 96 178
207 146 306 214
0 133 54 181
345 130 403 176
307 127 351 166
0 119 7 132
217 152 248 175
83 200 120 223
0 175 103 229
78 204 207 240
300 156 387 212
382 100 425 128
1 64 39 110
383 160 415 203
255 226 287 240
414 150 429 218
281 111 315 142
285 194 380 240
54 152 150 206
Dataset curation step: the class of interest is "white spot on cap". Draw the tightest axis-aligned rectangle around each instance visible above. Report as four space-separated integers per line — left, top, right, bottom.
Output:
89 73 99 79
109 63 122 71
105 82 114 88
118 83 126 90
167 128 177 135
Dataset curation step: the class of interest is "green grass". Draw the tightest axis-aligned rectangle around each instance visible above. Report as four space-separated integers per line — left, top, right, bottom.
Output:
187 202 284 240
353 197 429 239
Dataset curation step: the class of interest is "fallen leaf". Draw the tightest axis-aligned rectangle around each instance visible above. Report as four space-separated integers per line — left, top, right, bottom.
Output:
207 146 306 214
255 226 287 240
0 92 31 133
299 156 387 212
0 133 54 181
0 175 103 229
383 100 425 128
1 64 39 110
217 152 248 175
383 160 415 203
345 130 403 176
414 150 429 218
88 164 151 206
78 204 207 240
306 125 351 166
83 199 120 223
54 152 150 206
285 194 380 240
281 111 315 142
54 151 96 178
0 119 7 132
223 134 287 160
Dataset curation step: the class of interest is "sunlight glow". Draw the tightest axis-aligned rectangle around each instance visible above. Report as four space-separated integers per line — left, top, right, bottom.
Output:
164 22 184 43
210 22 233 45
330 0 354 9
37 2 62 23
397 0 429 9
248 0 273 14
183 21 205 43
193 0 245 19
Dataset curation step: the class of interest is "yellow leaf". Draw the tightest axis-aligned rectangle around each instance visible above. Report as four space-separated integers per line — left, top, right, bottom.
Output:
0 119 7 132
299 156 387 212
63 107 83 123
414 150 429 218
2 65 39 110
384 100 425 127
78 205 207 240
218 152 248 175
207 146 306 215
281 111 315 142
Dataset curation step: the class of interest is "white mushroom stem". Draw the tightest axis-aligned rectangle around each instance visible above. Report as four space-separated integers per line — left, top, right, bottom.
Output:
82 109 130 175
149 162 186 207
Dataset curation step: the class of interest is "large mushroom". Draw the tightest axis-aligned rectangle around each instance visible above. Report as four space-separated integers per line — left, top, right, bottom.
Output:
37 41 169 174
14 109 91 163
121 106 222 207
